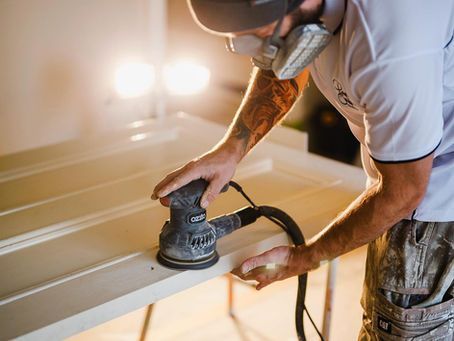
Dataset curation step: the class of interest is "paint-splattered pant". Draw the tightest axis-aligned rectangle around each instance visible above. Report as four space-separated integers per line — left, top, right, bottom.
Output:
358 220 454 340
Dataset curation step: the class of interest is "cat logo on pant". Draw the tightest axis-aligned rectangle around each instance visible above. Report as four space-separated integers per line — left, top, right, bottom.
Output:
377 316 392 333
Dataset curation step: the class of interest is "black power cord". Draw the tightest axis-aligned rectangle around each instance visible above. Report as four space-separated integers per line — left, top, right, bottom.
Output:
229 180 325 341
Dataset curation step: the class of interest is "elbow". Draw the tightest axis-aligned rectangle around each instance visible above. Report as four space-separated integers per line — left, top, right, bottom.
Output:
374 154 433 219
380 179 428 217
404 174 430 211
404 187 426 214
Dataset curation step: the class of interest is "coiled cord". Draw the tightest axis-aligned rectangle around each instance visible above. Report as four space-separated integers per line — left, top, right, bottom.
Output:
229 180 325 341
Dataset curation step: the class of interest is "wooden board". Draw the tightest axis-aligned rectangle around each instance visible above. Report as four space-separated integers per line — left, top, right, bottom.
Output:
0 112 366 340
0 120 158 180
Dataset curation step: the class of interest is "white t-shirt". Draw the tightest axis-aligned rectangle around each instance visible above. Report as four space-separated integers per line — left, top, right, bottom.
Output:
310 0 454 221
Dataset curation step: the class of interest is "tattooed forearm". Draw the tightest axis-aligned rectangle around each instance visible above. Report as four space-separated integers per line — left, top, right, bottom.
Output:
225 68 308 158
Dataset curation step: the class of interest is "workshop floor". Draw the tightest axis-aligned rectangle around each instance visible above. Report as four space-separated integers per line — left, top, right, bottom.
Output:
68 245 367 341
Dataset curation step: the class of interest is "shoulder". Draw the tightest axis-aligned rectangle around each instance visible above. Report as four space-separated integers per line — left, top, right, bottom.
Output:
346 0 452 63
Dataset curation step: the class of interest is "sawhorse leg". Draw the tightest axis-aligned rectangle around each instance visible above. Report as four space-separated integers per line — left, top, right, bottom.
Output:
322 258 338 341
139 304 154 341
227 273 235 317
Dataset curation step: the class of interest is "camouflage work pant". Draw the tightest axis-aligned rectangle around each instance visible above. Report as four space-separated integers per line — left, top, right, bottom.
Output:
358 220 454 340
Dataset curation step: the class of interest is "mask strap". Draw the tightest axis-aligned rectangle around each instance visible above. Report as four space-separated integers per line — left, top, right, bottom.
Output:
262 0 288 59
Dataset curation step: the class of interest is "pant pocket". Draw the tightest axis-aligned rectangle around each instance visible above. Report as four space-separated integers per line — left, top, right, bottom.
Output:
411 221 435 246
372 292 454 340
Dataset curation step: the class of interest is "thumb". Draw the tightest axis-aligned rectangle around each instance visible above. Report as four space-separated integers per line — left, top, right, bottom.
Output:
240 250 274 274
200 178 227 208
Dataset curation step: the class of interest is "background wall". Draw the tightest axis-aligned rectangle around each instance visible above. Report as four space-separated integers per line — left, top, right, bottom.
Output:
0 0 356 163
0 0 148 154
0 0 257 155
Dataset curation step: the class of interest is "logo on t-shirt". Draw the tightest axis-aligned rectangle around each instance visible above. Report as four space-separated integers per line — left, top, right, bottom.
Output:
333 79 356 109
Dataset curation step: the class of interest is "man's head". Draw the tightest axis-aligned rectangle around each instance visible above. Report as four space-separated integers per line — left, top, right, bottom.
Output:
187 0 329 80
187 0 324 38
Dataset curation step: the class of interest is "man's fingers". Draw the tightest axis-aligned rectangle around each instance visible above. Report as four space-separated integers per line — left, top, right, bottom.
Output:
159 197 171 207
151 167 185 199
152 164 200 199
239 251 273 275
200 179 227 208
239 246 290 274
239 267 263 281
256 280 271 290
231 246 295 290
158 176 192 198
232 269 272 289
231 266 267 281
231 267 242 278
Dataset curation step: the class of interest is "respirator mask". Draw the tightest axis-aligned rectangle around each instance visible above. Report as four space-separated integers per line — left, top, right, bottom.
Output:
226 18 331 80
187 0 332 80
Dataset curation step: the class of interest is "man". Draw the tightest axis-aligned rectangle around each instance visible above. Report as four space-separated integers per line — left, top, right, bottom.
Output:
152 0 454 339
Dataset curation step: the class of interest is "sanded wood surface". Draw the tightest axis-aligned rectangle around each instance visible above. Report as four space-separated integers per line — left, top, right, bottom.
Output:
0 113 366 340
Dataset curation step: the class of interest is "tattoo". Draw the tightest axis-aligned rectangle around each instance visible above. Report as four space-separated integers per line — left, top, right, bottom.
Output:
230 69 301 155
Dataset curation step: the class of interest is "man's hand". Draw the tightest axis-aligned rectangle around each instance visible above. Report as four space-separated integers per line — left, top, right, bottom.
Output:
151 143 241 208
152 69 308 208
232 245 320 290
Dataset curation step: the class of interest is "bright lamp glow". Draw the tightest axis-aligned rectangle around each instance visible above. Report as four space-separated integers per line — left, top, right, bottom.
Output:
164 62 210 95
130 133 148 142
115 62 154 98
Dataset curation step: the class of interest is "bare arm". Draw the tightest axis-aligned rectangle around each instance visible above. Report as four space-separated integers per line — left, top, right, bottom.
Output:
235 153 434 289
303 154 434 266
222 67 310 162
152 67 309 205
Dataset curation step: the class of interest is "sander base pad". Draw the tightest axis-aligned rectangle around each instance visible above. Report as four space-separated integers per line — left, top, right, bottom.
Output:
157 251 219 270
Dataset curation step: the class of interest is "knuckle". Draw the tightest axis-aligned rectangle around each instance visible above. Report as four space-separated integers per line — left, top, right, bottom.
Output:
206 192 217 202
251 258 258 269
241 262 250 273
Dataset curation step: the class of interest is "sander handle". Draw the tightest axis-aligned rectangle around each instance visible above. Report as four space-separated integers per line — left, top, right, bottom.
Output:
167 179 229 209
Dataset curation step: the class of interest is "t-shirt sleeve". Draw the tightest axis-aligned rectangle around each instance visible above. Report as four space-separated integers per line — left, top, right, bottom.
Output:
353 53 443 162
